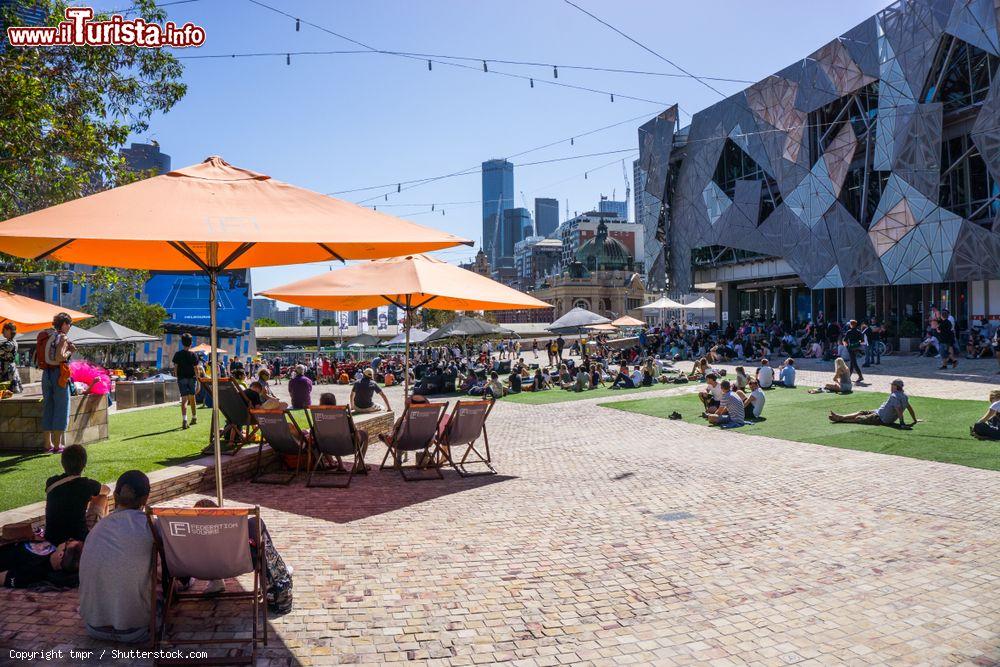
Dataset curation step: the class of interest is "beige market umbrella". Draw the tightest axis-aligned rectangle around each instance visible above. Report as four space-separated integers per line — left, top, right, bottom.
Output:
0 157 470 504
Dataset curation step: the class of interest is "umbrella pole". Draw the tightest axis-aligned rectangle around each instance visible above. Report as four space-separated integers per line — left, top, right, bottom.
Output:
209 268 224 507
403 295 411 403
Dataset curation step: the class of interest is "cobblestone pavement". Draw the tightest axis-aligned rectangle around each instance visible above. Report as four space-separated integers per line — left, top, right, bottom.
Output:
1 357 999 666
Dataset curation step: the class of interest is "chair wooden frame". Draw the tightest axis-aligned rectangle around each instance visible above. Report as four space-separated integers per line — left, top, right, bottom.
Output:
305 405 367 488
437 399 496 476
251 408 309 485
378 401 448 481
147 506 267 665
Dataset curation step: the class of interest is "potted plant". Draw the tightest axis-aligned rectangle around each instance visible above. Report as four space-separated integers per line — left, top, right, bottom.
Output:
890 319 922 353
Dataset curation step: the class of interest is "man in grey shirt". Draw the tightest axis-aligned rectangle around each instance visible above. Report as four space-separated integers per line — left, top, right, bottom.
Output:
78 470 154 644
829 379 918 427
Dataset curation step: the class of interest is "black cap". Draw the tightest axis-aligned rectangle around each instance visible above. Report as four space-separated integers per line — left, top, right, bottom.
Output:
115 470 150 499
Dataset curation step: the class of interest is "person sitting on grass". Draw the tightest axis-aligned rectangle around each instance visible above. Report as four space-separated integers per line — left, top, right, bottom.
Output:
506 367 522 394
755 358 775 389
688 357 709 381
970 389 1000 440
485 371 506 399
703 380 745 426
557 363 574 390
590 364 606 389
529 368 550 392
350 368 391 414
775 358 796 388
572 367 591 392
810 357 852 394
698 373 724 413
611 363 635 390
741 377 766 420
79 470 154 644
733 366 749 392
829 379 918 428
44 445 111 547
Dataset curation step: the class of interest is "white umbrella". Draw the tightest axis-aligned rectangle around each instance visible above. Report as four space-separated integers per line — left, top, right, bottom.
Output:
640 296 686 310
685 297 715 310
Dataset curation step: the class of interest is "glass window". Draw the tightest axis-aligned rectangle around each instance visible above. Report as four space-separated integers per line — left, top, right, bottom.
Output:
711 139 782 224
939 133 998 224
923 35 1000 113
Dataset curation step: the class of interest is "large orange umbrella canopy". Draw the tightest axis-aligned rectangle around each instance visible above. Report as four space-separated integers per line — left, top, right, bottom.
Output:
0 290 90 333
0 157 471 270
258 253 552 311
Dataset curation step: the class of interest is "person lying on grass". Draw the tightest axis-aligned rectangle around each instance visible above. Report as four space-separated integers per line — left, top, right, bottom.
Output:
829 379 918 428
702 380 745 427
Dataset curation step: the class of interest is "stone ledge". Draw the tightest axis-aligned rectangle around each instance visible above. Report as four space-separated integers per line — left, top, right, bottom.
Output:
0 409 394 542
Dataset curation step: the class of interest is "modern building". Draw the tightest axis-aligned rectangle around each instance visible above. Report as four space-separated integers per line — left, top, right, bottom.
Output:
640 0 1000 333
558 210 643 271
534 197 560 237
514 236 563 291
0 0 46 31
531 222 647 321
482 159 514 265
598 196 629 221
252 297 278 321
119 141 171 175
274 307 306 327
497 207 533 269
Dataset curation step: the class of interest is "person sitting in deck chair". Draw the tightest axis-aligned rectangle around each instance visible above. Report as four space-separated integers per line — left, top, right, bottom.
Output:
829 379 918 428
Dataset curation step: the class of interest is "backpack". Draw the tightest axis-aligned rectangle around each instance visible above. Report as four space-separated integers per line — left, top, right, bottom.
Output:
35 329 53 369
258 525 293 614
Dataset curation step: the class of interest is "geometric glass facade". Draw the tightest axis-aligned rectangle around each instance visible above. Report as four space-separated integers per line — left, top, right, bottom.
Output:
645 0 1000 292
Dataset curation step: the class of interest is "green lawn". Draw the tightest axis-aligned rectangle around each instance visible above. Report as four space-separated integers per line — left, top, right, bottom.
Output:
0 405 213 512
501 383 672 405
602 389 999 471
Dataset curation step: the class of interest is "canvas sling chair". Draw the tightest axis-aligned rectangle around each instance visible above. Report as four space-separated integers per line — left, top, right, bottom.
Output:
378 401 448 481
437 399 496 477
305 405 367 488
202 378 259 455
251 409 309 485
146 506 266 665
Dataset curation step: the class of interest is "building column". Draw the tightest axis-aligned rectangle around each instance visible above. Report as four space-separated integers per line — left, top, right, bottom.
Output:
720 282 739 327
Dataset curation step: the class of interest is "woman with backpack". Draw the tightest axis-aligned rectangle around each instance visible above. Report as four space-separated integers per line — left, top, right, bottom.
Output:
37 313 76 454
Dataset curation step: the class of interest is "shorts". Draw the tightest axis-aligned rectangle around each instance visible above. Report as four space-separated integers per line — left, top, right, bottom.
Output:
177 377 198 397
854 410 883 425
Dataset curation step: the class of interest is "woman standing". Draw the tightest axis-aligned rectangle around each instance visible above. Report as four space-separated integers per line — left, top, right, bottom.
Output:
40 313 76 453
0 322 22 394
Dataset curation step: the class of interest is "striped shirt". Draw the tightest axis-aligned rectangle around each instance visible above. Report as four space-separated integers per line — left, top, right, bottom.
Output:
723 392 745 425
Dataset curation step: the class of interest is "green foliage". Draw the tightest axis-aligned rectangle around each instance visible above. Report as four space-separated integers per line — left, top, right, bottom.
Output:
421 308 457 329
80 268 166 335
0 0 186 273
255 317 280 327
301 319 315 327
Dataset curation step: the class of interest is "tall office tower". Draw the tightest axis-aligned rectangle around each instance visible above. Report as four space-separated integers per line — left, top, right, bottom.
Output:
498 207 532 267
598 196 629 221
534 197 559 237
481 159 514 263
120 141 172 174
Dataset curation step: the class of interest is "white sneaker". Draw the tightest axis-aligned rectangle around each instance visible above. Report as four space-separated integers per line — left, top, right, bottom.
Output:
204 579 225 594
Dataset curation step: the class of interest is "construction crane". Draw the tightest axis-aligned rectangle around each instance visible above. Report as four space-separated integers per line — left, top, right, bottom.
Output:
622 160 631 212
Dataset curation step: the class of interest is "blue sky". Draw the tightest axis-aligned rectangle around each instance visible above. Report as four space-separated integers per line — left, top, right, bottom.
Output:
97 0 887 294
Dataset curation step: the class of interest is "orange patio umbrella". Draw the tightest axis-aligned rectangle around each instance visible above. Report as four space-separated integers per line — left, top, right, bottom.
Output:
0 156 471 505
259 253 551 396
0 290 91 333
189 343 227 356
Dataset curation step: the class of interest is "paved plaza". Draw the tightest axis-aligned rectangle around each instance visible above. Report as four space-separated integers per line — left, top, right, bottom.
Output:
1 357 998 666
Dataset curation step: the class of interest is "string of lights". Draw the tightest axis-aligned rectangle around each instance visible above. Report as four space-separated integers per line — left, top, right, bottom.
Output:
176 48 755 85
245 0 674 107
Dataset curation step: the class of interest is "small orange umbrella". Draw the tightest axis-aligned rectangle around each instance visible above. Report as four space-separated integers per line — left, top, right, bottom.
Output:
0 156 471 506
259 254 551 395
611 315 645 328
0 290 91 333
190 343 227 355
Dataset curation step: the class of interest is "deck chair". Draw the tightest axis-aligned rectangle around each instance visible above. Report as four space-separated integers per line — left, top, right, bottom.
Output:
147 506 266 665
251 409 308 485
203 378 259 455
305 405 367 488
438 399 496 477
379 401 448 481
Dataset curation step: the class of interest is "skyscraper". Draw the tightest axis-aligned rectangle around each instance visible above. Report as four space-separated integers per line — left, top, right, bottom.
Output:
120 141 172 175
499 207 532 266
598 196 628 221
534 197 559 237
481 159 514 263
